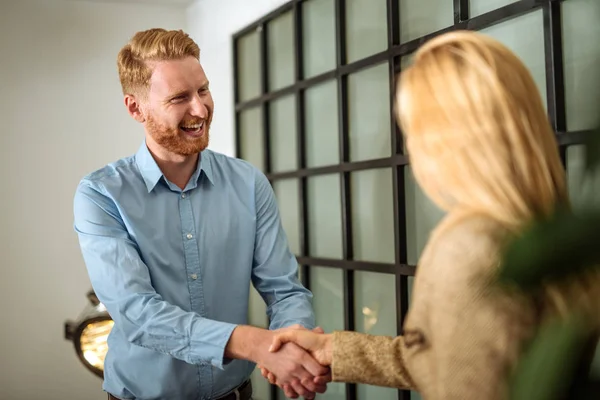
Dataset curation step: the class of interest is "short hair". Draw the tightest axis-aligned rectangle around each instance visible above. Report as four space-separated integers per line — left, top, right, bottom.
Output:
117 28 200 96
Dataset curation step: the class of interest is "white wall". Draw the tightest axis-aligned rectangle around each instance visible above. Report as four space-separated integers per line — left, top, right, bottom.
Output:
0 0 186 399
186 0 290 157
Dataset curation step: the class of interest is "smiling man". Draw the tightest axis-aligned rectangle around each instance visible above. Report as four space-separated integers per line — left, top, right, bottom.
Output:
73 28 329 400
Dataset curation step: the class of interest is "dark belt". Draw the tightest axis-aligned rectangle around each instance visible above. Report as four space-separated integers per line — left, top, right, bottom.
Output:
107 380 252 400
215 380 252 400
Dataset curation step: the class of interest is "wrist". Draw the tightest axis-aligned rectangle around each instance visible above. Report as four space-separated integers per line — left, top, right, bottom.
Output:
323 334 333 365
225 325 274 363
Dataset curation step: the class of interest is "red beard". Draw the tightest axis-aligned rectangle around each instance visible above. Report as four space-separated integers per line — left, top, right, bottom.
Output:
146 114 210 156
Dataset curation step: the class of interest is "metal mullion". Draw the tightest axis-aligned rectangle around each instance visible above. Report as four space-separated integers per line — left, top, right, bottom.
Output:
293 1 310 290
295 256 416 276
454 0 469 24
543 0 567 167
389 0 409 398
335 0 356 398
260 23 272 175
233 36 242 160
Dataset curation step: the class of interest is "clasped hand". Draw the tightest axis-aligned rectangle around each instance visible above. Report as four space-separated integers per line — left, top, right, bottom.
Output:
257 325 333 399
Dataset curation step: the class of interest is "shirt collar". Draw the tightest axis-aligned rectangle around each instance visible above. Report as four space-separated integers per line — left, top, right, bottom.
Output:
135 141 215 193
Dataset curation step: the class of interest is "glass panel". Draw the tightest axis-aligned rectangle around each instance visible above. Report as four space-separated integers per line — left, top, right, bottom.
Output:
470 0 519 17
273 179 301 255
565 145 600 377
250 367 270 400
563 0 600 131
346 0 387 63
305 80 340 167
307 174 343 258
399 0 453 43
309 266 346 400
355 270 397 400
348 63 391 161
404 165 446 265
248 285 267 328
566 145 600 210
236 31 261 102
268 11 295 91
351 168 395 263
480 9 547 110
269 95 297 172
239 107 265 171
303 0 336 78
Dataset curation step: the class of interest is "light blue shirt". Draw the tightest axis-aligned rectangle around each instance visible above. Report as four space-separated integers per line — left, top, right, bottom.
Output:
73 142 315 400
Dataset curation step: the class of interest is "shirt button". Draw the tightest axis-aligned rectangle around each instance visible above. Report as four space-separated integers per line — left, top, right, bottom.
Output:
190 274 197 280
186 233 193 239
181 193 186 198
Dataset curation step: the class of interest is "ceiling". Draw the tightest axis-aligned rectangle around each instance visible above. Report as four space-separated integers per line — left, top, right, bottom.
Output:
64 0 196 6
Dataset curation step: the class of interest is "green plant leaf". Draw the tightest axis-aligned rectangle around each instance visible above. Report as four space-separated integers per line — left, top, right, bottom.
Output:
509 313 590 400
498 208 600 290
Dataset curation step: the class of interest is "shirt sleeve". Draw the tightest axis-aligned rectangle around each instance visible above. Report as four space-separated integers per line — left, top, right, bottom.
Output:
250 169 316 331
73 181 237 370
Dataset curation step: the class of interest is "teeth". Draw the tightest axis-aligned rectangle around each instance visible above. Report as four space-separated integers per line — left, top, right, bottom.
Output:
181 121 204 129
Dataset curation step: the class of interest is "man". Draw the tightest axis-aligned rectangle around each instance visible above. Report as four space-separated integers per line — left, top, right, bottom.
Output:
73 28 329 400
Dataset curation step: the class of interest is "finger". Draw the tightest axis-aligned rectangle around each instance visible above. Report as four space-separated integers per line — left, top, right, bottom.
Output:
260 367 268 379
269 332 296 352
300 377 322 394
312 326 324 334
283 383 298 399
290 379 311 399
313 372 332 385
268 372 276 385
300 351 329 377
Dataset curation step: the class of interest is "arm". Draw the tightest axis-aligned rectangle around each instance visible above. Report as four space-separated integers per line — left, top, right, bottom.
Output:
331 331 414 389
74 181 243 369
251 170 315 330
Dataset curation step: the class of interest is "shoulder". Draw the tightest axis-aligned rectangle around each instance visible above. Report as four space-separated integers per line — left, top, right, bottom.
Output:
77 155 137 192
205 150 264 179
421 211 513 279
204 149 268 190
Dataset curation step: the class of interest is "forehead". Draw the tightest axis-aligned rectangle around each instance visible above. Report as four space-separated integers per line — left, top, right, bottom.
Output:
148 57 207 97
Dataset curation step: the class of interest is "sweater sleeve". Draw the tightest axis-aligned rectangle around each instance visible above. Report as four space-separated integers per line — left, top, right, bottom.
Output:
331 331 415 389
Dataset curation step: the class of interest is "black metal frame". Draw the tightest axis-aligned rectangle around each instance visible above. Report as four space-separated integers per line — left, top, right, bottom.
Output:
233 1 586 399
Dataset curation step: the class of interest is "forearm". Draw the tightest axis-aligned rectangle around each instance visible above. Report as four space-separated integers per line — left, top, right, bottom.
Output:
224 325 274 364
331 331 415 389
100 290 237 368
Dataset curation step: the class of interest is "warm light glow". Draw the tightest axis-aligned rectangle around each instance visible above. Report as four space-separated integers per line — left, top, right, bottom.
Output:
80 319 114 370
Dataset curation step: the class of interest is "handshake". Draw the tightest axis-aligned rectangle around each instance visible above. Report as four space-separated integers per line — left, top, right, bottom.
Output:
256 324 333 399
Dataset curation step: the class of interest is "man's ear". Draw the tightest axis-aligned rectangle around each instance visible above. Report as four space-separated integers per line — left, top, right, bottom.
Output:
124 94 146 123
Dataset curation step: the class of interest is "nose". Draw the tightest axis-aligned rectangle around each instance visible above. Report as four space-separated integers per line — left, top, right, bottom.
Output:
190 93 209 118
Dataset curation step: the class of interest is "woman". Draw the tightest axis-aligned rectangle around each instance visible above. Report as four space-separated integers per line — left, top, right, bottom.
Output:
264 30 598 399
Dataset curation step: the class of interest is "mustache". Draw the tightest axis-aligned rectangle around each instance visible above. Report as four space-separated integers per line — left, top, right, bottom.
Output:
180 117 208 126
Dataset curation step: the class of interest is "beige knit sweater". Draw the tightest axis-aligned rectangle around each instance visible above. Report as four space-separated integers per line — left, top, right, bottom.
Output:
330 212 539 400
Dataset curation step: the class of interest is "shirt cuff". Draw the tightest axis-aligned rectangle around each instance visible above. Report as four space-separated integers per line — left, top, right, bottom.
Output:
190 320 238 370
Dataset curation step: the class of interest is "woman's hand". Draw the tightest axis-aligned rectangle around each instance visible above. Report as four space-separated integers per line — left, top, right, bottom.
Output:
269 329 333 367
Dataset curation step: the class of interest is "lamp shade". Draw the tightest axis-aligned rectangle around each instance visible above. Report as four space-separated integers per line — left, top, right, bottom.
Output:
64 290 114 378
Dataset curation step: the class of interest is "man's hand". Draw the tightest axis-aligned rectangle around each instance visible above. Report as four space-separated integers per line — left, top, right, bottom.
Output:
256 340 329 399
258 325 330 398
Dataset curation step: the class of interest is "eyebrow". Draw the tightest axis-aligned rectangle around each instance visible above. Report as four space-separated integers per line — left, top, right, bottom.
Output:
167 82 210 100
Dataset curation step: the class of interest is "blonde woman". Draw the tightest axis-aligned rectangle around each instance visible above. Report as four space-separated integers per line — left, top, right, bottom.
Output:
264 30 596 399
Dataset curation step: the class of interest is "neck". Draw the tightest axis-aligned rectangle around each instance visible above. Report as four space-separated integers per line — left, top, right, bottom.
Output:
146 137 199 190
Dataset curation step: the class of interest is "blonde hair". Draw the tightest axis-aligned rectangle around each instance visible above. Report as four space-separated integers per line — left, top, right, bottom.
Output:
397 31 599 329
117 28 200 96
396 30 568 231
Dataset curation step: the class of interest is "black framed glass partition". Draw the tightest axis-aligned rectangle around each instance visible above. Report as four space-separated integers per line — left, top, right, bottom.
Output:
232 1 600 399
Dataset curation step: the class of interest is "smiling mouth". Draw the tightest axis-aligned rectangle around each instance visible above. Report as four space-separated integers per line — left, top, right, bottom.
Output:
180 120 205 136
